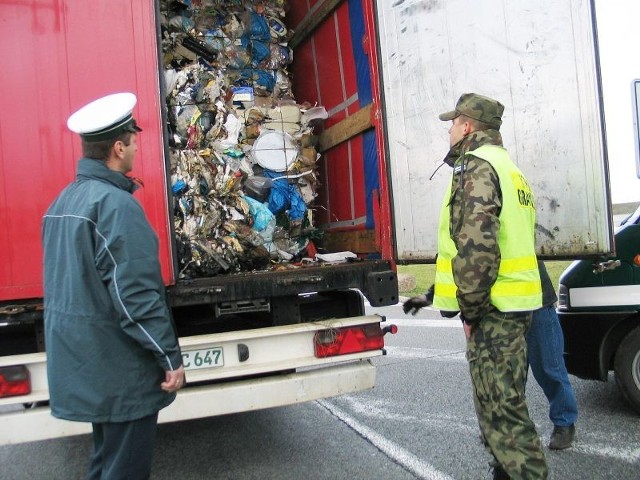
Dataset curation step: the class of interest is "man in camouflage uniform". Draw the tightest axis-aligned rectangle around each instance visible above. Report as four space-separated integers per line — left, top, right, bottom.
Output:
405 93 548 479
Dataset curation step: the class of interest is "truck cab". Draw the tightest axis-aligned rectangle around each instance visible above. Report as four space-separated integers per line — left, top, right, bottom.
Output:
558 204 640 413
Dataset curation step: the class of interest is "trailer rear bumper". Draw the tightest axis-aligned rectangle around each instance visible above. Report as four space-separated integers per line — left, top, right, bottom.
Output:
0 360 375 445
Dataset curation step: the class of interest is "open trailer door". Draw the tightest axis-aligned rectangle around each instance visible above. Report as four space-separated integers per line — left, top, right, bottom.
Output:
375 0 612 261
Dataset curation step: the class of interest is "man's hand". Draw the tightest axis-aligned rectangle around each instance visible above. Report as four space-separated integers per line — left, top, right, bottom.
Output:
402 285 434 315
460 314 479 339
463 322 473 339
161 365 185 393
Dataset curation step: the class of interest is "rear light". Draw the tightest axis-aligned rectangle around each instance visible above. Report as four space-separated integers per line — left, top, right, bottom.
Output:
314 324 384 358
0 365 31 398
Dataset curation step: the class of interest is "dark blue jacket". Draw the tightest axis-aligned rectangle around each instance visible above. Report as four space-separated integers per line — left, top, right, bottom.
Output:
42 158 181 422
538 260 558 308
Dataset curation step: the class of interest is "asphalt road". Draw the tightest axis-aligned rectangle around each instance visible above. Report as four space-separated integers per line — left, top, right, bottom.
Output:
1 303 638 479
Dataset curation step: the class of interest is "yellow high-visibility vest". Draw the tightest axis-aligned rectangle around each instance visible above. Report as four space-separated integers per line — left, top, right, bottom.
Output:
433 145 542 312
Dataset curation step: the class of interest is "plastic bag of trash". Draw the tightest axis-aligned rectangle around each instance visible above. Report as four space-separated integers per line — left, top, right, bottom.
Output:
238 68 276 92
264 171 306 222
243 194 274 232
244 11 272 43
244 175 273 202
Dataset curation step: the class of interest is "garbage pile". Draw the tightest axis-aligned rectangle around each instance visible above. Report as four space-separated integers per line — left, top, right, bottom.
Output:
160 1 327 278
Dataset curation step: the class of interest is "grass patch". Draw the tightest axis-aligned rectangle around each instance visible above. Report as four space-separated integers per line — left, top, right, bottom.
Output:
544 260 573 287
397 264 435 297
397 260 573 296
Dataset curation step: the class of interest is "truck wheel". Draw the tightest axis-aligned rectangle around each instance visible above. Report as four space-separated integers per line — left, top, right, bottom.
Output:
614 327 640 414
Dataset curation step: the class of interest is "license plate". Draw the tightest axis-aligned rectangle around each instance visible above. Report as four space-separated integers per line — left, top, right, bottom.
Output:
182 347 224 371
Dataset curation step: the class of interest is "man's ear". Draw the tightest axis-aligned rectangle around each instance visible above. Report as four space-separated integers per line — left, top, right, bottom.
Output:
113 140 125 159
463 120 476 136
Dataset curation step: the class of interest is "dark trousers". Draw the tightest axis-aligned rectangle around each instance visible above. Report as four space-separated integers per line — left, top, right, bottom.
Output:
88 413 158 480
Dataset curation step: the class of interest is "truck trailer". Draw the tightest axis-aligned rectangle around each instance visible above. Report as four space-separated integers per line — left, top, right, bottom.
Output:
0 0 611 444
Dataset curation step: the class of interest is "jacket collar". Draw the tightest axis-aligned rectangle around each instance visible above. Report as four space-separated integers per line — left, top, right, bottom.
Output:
77 158 139 193
442 129 504 167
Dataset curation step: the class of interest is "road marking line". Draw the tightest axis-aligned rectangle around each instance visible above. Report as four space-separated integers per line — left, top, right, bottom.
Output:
377 318 463 328
334 397 640 466
383 346 467 362
572 443 640 463
340 396 479 434
317 399 455 480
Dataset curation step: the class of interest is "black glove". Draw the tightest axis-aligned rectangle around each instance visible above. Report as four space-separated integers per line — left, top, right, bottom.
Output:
402 285 434 315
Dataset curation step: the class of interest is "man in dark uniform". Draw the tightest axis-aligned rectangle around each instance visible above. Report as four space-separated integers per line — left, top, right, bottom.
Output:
42 92 184 479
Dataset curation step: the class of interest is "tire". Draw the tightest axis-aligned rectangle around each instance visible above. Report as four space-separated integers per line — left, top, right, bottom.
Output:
614 326 640 414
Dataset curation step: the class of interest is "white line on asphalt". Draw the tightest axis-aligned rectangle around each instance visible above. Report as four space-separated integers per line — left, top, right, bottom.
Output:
572 442 640 464
388 319 463 328
334 393 640 467
383 345 467 362
338 396 479 435
316 399 456 480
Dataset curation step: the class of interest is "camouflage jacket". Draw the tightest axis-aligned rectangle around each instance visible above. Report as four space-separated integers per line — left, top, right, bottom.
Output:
443 129 505 324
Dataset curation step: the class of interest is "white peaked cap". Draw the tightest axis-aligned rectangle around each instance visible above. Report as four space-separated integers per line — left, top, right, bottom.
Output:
67 92 142 142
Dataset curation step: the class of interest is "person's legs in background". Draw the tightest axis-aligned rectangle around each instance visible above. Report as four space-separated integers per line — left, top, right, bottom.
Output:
527 305 578 449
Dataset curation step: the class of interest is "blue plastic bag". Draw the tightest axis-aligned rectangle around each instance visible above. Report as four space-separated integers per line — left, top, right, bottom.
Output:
243 195 274 232
245 12 271 42
263 171 307 221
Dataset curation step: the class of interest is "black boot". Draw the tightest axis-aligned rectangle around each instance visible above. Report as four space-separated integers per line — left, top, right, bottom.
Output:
549 424 576 450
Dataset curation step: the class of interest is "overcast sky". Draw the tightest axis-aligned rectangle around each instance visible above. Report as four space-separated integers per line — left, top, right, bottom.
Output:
595 1 640 204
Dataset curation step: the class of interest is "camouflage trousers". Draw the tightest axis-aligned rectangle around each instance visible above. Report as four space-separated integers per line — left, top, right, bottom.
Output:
467 310 548 479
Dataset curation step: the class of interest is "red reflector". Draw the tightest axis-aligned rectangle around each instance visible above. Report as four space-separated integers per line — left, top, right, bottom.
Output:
314 324 384 358
0 365 31 398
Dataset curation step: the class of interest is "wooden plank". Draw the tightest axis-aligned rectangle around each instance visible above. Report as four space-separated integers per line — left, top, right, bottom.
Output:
318 104 374 153
289 0 344 50
321 229 377 254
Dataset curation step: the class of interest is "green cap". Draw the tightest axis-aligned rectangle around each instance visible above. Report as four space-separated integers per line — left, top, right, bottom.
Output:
439 93 504 129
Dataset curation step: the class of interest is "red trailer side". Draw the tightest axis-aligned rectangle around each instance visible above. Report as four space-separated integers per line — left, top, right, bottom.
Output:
0 1 173 302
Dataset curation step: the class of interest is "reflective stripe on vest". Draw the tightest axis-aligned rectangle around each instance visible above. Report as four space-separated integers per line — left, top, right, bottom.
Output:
433 145 542 312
